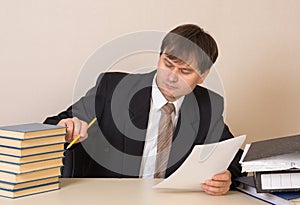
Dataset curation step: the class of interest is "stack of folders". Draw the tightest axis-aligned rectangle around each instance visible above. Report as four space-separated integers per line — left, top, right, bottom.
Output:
235 176 300 205
240 134 300 193
0 123 66 198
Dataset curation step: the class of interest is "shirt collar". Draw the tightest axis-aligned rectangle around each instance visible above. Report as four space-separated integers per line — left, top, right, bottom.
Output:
151 74 184 114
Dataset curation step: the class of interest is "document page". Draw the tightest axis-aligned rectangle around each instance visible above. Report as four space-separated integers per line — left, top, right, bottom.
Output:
153 135 246 191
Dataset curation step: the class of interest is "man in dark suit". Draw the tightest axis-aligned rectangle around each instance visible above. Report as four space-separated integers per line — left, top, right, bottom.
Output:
44 24 244 195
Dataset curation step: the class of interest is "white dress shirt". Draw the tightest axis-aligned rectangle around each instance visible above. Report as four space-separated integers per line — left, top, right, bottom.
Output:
140 75 184 178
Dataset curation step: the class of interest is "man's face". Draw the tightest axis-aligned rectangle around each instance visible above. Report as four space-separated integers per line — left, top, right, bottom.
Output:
156 54 209 102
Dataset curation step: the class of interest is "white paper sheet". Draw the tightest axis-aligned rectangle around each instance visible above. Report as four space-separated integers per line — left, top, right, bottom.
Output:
153 135 246 191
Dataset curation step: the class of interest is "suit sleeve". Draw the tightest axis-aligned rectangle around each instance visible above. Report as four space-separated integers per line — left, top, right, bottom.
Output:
43 74 107 177
221 125 246 188
204 91 246 188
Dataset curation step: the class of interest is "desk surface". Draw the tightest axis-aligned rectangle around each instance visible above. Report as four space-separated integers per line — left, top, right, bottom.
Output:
0 178 268 205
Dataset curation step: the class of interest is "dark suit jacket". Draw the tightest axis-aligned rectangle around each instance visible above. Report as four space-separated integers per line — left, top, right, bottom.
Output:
44 71 244 185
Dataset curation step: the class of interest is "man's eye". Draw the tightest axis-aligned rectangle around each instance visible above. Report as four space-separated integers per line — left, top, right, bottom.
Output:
165 62 172 67
181 69 192 74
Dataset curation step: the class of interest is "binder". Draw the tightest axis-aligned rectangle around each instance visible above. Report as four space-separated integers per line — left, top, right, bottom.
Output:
243 134 300 162
240 134 300 173
254 169 300 193
235 176 300 205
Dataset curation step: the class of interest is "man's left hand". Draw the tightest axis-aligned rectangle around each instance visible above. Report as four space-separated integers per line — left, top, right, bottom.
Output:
201 170 232 195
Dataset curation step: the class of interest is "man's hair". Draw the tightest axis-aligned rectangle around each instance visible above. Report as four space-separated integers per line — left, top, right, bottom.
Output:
160 24 218 73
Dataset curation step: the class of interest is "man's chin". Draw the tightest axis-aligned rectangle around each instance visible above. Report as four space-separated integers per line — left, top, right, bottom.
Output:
159 87 179 101
164 92 179 102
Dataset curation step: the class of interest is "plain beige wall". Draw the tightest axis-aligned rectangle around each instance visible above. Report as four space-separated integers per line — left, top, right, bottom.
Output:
0 0 299 144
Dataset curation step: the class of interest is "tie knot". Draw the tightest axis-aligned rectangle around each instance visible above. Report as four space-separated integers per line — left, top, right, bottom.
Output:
161 103 175 114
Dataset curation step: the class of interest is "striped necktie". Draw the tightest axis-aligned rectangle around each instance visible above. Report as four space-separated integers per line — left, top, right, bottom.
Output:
154 103 175 178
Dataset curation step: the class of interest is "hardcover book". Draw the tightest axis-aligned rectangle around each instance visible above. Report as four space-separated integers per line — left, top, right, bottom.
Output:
0 151 64 164
0 143 65 157
0 167 61 184
0 134 66 148
0 181 60 198
0 176 59 190
0 123 66 139
0 157 63 174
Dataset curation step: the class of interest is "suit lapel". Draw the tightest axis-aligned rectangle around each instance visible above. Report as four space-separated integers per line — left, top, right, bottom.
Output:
119 71 204 177
167 92 200 176
122 72 154 176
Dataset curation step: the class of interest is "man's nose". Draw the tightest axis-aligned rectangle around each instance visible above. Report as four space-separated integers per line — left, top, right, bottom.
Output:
168 69 179 82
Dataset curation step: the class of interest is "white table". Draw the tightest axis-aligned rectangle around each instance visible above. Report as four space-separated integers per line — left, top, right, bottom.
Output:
0 178 269 205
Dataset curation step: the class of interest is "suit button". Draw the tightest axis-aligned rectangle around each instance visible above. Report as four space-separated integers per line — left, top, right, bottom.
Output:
104 147 110 152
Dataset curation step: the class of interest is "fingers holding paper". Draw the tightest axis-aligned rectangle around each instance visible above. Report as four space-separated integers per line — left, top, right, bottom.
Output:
201 170 232 195
57 117 89 143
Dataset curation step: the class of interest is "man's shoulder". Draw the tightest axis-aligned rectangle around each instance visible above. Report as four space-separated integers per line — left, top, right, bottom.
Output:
192 85 225 116
95 70 156 93
193 85 224 101
100 70 155 82
101 71 129 81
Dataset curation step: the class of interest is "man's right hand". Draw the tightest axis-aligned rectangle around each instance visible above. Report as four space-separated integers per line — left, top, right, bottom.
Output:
57 117 89 144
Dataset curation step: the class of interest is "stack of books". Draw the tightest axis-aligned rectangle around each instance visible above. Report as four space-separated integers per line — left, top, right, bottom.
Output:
0 123 66 198
238 134 300 204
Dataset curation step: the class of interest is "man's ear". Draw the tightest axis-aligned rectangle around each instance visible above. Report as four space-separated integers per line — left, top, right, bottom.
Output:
197 69 210 84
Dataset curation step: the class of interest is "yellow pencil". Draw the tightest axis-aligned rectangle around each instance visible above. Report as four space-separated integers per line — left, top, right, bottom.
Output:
66 117 97 149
